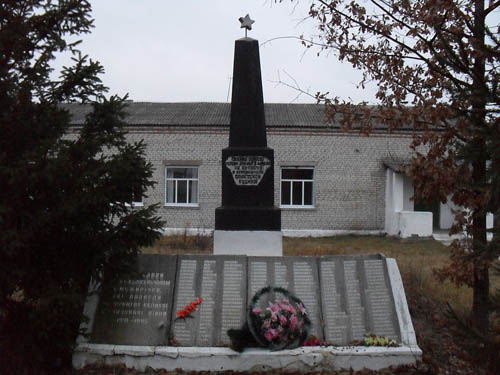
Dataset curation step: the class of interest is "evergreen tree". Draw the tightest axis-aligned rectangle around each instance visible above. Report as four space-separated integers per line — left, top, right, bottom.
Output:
0 1 163 372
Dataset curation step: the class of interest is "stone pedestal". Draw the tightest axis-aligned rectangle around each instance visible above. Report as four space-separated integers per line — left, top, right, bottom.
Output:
213 231 283 256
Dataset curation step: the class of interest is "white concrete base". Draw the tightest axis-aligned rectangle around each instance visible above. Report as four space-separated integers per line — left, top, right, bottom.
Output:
213 230 282 256
73 344 422 372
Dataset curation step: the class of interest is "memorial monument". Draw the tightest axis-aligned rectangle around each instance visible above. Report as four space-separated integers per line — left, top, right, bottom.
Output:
213 15 282 256
72 15 421 372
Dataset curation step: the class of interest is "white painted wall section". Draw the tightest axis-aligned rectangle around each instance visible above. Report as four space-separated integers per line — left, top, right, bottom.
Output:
385 169 399 236
385 169 432 237
399 211 433 238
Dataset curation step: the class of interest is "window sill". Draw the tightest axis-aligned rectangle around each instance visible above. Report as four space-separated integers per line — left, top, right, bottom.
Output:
164 204 200 209
280 205 315 210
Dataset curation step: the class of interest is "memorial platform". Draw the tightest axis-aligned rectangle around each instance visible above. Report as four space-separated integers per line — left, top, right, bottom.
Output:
73 344 422 372
73 255 422 371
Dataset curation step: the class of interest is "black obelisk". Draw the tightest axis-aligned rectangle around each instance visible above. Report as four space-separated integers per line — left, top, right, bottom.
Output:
214 35 282 256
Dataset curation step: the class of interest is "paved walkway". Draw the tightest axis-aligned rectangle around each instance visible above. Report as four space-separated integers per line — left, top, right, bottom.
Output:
433 229 493 245
432 230 463 245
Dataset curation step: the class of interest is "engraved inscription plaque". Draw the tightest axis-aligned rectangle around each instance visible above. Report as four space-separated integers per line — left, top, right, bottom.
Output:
218 258 247 345
319 260 349 344
344 259 365 341
319 255 401 345
249 260 267 297
197 259 217 346
171 258 198 345
292 260 322 339
364 258 399 339
171 255 247 346
225 155 271 186
91 254 177 345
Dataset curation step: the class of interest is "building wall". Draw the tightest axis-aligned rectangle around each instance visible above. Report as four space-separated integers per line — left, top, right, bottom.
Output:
128 128 414 232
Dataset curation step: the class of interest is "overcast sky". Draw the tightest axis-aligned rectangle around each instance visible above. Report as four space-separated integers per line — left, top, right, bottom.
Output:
52 1 378 104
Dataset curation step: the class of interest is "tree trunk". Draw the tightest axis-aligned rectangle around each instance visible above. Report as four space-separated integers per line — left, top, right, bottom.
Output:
471 257 489 334
471 158 489 334
469 0 489 335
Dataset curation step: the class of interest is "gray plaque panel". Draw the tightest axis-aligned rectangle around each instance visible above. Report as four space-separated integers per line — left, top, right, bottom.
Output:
171 255 247 346
247 257 323 340
319 259 349 344
91 254 177 345
197 259 217 346
171 257 200 346
363 258 399 340
319 254 401 345
218 257 247 345
344 258 366 341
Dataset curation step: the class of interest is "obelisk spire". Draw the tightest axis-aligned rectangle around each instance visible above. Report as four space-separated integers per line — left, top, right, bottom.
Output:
229 16 266 148
214 15 282 256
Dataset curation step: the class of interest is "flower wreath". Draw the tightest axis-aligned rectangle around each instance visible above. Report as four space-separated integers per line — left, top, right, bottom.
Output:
247 286 311 350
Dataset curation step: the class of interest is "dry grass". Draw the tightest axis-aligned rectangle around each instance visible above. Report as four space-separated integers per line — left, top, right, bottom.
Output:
142 233 212 255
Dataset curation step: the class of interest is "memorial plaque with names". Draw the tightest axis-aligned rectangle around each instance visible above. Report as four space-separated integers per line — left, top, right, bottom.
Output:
86 254 403 348
247 257 323 340
218 257 247 345
91 254 177 345
171 255 247 347
363 258 399 340
318 254 400 345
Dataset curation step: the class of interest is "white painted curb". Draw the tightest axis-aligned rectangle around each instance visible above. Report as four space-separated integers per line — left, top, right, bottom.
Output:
73 344 422 371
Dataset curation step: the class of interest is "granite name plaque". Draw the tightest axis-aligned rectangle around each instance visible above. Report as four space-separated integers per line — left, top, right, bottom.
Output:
171 255 247 346
86 254 402 348
91 254 177 345
247 257 324 340
318 254 400 345
225 155 271 186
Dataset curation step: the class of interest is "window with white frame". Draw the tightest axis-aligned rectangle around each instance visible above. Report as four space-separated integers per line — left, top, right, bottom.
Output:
280 167 314 207
165 166 199 206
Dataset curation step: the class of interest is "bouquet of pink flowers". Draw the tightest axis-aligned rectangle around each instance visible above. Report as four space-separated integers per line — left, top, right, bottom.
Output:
247 286 311 350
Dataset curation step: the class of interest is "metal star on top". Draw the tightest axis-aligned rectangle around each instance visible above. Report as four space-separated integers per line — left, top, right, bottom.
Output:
239 14 255 37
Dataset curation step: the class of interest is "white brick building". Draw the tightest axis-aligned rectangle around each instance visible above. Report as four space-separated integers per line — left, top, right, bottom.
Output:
66 102 451 237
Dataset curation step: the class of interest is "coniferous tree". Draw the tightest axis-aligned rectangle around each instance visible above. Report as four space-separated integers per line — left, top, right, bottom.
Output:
0 1 163 372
